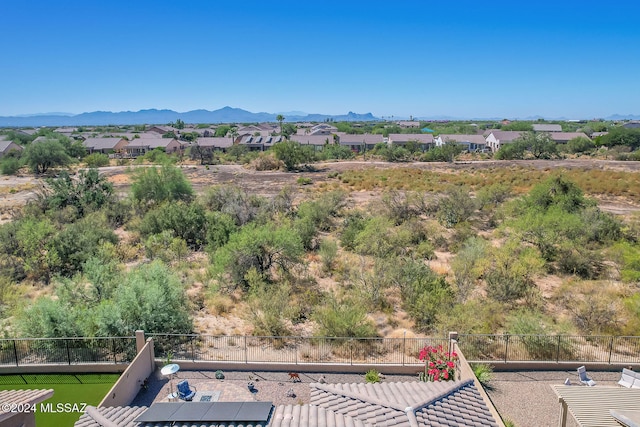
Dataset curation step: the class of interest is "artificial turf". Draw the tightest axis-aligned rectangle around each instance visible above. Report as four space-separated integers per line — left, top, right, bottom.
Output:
0 373 119 427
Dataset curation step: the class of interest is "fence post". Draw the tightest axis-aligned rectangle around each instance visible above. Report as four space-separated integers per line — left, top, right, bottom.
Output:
402 332 406 366
608 336 615 364
350 340 353 366
191 336 195 361
13 339 19 367
504 335 509 363
244 336 248 364
295 337 298 365
556 335 561 363
66 339 72 365
112 339 117 364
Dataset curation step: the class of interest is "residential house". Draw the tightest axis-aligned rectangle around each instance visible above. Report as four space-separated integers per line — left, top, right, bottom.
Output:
532 124 562 132
548 132 590 144
147 125 177 135
436 134 487 152
193 137 234 152
485 131 524 152
397 120 421 128
623 121 640 129
54 127 77 136
0 139 23 157
0 389 54 427
238 135 283 151
82 137 128 155
290 134 334 150
124 137 182 157
387 133 435 151
336 133 384 152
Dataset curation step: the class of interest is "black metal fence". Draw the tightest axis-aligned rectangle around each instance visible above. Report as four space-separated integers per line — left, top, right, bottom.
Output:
457 334 640 364
1 334 639 367
149 333 640 366
0 337 136 366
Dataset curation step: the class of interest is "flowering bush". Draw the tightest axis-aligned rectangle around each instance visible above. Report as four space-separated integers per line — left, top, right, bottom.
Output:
418 344 458 382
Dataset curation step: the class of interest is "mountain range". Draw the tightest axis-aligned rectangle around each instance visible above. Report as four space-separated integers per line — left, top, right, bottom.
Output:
0 107 378 127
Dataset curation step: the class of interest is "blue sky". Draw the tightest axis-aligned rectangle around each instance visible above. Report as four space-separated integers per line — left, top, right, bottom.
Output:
2 0 639 119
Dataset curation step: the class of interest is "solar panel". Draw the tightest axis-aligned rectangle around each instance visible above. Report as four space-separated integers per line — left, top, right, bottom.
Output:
135 403 180 422
205 402 242 421
135 401 273 423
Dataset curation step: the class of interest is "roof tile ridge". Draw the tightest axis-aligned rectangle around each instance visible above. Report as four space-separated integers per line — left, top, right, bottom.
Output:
310 382 407 412
405 379 474 413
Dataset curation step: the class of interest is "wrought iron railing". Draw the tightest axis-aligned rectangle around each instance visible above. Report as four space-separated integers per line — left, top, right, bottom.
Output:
0 337 136 366
1 333 638 367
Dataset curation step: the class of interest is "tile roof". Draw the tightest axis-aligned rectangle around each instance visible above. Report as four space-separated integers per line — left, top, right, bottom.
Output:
548 132 590 142
309 381 498 427
75 405 147 427
83 137 126 150
196 137 234 148
439 134 486 144
388 134 434 143
0 140 22 152
271 405 368 427
290 135 333 145
532 124 562 132
0 389 54 423
487 131 523 142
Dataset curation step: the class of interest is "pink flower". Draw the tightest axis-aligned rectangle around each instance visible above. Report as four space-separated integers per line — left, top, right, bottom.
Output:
419 347 427 361
447 361 454 368
429 361 435 368
443 370 449 380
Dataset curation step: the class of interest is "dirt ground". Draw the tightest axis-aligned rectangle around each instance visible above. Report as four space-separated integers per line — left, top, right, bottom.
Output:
3 159 640 213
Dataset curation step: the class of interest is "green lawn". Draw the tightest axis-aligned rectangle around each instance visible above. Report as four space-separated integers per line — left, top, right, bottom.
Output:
0 373 119 427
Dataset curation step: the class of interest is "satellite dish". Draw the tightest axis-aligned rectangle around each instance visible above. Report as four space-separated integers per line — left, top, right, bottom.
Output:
161 363 180 376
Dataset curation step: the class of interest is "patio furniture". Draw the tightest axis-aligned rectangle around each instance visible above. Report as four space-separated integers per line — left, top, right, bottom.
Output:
577 366 596 386
177 380 196 401
619 368 640 389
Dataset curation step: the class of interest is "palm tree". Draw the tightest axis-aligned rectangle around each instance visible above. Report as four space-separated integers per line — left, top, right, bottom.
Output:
276 114 285 136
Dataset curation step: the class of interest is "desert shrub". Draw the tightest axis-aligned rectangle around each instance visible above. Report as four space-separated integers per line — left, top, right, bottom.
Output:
44 168 114 218
476 183 512 210
313 295 377 338
0 157 22 175
319 238 338 272
555 280 625 334
130 165 193 210
353 216 402 257
523 175 591 214
387 258 453 331
138 148 175 165
321 144 354 160
272 140 315 170
451 237 489 302
249 152 281 171
51 213 118 277
202 185 266 226
505 309 573 359
436 186 477 228
414 240 436 260
484 239 544 303
471 363 494 388
145 231 189 263
297 190 346 231
17 296 85 337
248 277 291 336
610 241 640 282
566 136 595 153
420 143 462 162
104 198 134 228
139 201 206 249
435 300 506 335
205 212 237 252
381 190 419 225
213 222 303 289
84 153 110 168
340 211 367 250
365 369 381 383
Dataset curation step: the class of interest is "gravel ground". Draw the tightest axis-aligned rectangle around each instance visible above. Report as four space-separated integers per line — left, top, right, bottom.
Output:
131 369 419 407
487 370 622 427
131 368 624 427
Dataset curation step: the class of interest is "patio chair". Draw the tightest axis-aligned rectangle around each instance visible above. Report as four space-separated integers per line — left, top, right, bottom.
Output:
577 366 596 386
177 380 197 401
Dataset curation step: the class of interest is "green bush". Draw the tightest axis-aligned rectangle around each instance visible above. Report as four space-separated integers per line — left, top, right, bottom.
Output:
130 165 193 210
0 157 21 175
319 239 338 271
313 296 377 338
84 153 110 168
471 363 494 388
140 201 206 250
365 369 381 383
